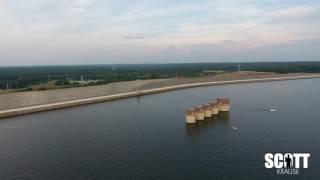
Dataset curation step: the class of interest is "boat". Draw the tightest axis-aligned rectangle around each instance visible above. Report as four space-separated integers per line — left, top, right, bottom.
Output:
268 109 277 112
232 127 238 131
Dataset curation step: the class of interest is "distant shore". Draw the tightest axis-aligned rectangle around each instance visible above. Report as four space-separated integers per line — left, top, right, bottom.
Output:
1 72 320 118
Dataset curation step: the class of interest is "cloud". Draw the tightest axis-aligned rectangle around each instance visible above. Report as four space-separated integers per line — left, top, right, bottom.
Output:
0 0 319 65
268 5 319 19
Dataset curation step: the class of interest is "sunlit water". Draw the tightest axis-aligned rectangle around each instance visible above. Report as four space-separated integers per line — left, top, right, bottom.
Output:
0 78 319 180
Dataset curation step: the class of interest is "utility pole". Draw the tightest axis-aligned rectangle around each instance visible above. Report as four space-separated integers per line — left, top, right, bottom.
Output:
18 76 22 88
136 75 144 94
112 66 117 81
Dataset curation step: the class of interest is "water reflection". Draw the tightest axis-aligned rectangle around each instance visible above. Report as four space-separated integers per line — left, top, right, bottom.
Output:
185 112 230 136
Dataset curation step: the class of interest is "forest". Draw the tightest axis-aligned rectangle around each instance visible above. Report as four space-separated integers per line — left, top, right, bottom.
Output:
1 62 320 90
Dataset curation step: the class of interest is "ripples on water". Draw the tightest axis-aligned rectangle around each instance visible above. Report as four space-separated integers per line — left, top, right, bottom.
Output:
0 79 320 180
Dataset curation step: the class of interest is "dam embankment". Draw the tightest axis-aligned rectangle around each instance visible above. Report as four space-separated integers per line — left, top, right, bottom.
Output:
1 73 320 118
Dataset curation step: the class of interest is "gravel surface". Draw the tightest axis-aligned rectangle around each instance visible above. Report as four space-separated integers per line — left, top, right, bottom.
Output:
0 79 169 110
139 72 317 90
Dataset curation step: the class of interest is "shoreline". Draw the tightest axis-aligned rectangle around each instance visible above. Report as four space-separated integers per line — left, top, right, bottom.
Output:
1 74 320 118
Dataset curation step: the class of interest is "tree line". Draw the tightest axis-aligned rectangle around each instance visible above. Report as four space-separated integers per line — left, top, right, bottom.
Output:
1 62 320 90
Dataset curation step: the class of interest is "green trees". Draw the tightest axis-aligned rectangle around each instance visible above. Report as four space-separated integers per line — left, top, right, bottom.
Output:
55 80 70 86
1 62 320 90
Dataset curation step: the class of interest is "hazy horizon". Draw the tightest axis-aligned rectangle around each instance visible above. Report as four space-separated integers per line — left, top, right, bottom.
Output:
1 61 320 68
1 0 319 66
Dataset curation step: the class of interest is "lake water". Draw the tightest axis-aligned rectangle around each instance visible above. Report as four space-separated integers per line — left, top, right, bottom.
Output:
0 78 319 180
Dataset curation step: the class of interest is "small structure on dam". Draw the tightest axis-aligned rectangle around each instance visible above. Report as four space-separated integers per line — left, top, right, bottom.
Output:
195 106 205 121
185 97 230 124
204 104 212 118
217 97 230 112
210 102 219 115
185 109 196 124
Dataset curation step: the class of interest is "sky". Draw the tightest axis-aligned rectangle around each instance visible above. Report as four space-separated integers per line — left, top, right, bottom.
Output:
0 0 319 65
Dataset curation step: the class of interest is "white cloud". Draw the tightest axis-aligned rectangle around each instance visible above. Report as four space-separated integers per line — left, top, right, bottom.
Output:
0 0 319 65
268 5 318 19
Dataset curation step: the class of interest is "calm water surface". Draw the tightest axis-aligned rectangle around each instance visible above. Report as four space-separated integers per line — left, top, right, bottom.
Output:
0 79 320 180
